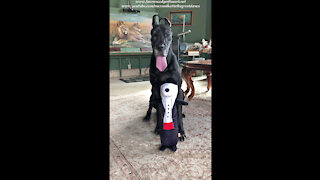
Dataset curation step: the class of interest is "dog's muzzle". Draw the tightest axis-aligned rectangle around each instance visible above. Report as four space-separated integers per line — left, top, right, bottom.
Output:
160 83 178 130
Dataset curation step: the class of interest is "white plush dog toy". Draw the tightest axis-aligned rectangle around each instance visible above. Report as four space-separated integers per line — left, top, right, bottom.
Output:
159 83 179 152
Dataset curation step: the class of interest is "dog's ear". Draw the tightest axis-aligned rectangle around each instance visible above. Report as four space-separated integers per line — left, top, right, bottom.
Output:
160 18 172 27
152 15 159 26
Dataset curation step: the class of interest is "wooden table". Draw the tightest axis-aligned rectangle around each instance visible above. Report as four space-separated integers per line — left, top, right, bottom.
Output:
181 60 212 101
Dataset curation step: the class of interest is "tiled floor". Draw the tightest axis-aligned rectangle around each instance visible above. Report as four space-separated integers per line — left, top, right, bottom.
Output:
109 76 212 180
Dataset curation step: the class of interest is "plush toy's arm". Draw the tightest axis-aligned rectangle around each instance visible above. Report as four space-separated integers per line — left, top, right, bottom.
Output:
175 99 188 106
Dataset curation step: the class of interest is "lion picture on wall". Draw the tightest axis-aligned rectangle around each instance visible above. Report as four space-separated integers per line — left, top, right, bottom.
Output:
110 11 153 48
111 21 147 45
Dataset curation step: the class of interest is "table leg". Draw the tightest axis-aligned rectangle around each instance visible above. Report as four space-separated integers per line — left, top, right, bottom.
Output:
182 68 190 96
187 70 196 100
206 72 212 91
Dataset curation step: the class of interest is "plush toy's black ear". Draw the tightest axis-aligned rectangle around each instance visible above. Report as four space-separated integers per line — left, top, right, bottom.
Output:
152 15 159 26
160 17 172 27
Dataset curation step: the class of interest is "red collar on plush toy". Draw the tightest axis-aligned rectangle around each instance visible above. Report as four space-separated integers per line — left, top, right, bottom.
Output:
163 122 174 130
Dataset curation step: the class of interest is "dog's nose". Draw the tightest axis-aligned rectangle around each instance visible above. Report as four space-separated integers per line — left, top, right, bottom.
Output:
165 88 169 92
158 43 165 49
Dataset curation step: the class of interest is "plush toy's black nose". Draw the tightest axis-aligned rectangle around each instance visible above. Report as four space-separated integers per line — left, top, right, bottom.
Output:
165 88 169 92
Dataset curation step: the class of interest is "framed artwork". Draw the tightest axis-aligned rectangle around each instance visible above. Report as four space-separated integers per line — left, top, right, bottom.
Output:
109 8 154 49
169 10 193 26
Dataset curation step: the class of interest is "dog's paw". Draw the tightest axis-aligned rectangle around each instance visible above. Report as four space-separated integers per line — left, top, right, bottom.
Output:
143 115 150 121
179 135 186 141
179 131 187 141
154 128 160 135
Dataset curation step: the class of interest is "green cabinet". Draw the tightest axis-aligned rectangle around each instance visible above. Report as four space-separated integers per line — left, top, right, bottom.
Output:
109 52 152 77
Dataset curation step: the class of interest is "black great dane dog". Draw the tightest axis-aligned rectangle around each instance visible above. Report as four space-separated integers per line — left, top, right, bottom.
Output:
143 15 187 141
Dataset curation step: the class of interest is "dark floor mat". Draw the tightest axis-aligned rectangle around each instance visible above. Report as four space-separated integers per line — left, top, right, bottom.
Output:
120 76 149 83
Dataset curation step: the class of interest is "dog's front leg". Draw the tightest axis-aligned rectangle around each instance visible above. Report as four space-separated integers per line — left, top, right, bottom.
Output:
177 104 186 141
151 87 162 134
143 86 162 135
143 94 153 121
143 87 160 121
177 89 187 141
155 103 163 135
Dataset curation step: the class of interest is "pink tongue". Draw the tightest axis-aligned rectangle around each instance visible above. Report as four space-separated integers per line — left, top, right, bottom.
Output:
156 56 167 71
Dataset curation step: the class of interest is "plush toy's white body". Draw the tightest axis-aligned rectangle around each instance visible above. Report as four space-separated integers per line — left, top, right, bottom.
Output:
160 83 178 127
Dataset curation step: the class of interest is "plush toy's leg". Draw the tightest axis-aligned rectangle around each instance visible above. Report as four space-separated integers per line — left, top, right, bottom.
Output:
159 145 166 151
170 145 177 152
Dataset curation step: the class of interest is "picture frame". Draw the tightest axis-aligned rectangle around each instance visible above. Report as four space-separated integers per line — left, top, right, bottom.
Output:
169 10 193 26
109 8 154 51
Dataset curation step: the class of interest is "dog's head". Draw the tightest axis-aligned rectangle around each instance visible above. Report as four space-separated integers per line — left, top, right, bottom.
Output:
151 15 173 71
